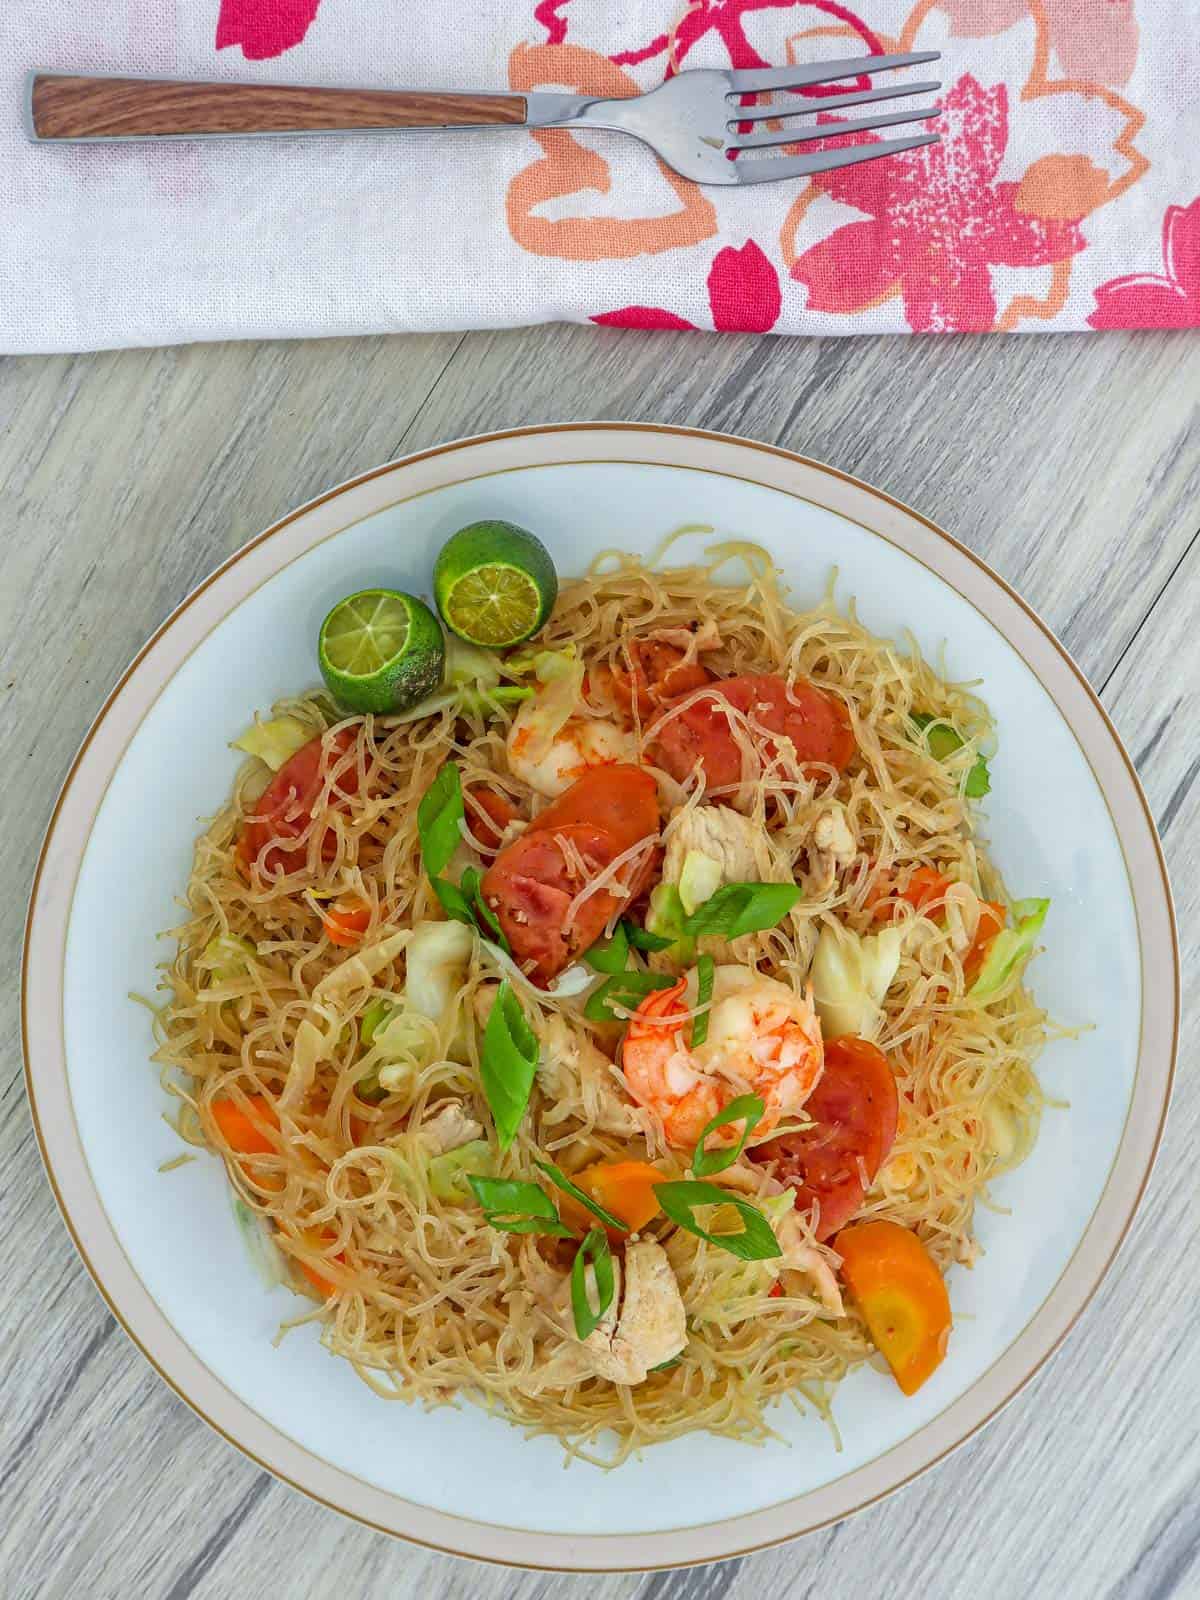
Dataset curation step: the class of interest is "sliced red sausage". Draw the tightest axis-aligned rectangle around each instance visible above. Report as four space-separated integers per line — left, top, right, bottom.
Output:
238 729 358 877
465 786 522 853
649 673 855 793
750 1036 898 1240
481 765 660 985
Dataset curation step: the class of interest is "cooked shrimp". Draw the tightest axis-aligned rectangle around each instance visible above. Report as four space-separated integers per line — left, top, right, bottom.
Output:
621 966 824 1149
506 675 636 798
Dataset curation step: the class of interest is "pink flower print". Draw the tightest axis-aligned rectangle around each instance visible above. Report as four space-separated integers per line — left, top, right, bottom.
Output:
1088 198 1200 330
937 0 1139 87
216 0 324 60
791 75 1086 333
707 241 783 332
593 241 782 334
593 307 697 331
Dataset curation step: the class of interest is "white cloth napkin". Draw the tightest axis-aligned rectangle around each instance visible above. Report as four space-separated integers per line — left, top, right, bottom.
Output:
3 1 1198 352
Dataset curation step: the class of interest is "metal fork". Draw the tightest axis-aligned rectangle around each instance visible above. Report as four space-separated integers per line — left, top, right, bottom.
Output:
26 53 941 186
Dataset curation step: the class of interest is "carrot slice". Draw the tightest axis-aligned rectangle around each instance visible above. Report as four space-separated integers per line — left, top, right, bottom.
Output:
322 894 371 948
557 1160 664 1238
836 1219 951 1396
963 900 1005 985
211 1095 278 1156
293 1228 343 1299
868 865 953 922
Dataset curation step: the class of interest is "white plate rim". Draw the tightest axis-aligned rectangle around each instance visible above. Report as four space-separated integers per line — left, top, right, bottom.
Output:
21 423 1179 1571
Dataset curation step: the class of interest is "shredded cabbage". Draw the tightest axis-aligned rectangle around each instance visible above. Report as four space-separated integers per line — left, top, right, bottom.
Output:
971 898 1049 1000
200 934 256 982
231 715 312 771
810 922 902 1040
404 921 475 1023
678 851 723 916
428 1139 493 1201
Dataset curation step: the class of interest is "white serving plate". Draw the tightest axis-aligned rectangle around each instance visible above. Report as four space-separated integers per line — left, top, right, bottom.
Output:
22 425 1177 1570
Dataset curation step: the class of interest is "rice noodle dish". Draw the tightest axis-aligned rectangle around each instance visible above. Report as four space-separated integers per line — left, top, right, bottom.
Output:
153 523 1052 1465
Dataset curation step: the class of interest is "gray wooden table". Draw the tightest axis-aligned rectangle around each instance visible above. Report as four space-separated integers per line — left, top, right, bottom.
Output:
2 326 1197 1600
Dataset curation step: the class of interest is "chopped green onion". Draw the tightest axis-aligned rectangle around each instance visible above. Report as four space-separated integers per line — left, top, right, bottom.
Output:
690 1093 764 1178
468 1175 572 1236
417 763 465 880
582 922 630 976
626 922 674 953
645 883 693 960
480 981 539 1150
969 897 1050 1001
432 867 511 954
583 969 676 1024
461 866 510 953
653 1179 782 1261
911 713 991 799
648 1354 683 1373
359 997 394 1047
431 874 476 927
428 1140 492 1202
690 953 715 1049
682 882 802 940
536 1160 625 1231
571 1227 616 1339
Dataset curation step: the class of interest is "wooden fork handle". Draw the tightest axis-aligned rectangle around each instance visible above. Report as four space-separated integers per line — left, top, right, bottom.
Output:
27 73 528 141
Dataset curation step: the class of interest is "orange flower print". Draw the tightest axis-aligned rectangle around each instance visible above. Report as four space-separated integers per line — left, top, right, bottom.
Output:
505 43 717 262
936 0 1139 87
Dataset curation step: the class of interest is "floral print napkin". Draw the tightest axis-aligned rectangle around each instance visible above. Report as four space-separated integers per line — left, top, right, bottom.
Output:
3 1 1198 350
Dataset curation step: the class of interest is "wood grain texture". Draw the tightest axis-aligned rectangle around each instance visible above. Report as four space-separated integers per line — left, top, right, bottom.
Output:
1 326 1197 1600
29 76 527 140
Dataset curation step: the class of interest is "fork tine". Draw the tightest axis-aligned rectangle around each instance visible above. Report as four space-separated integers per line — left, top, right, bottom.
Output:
733 131 940 185
729 104 940 153
728 77 940 124
728 50 939 96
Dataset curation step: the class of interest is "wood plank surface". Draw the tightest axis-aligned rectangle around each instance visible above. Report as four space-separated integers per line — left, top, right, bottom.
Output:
1 324 1196 1600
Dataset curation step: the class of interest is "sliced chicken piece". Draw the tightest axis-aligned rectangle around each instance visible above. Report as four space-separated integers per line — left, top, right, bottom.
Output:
472 981 500 1030
809 805 856 894
534 1241 687 1389
775 1211 844 1317
662 802 786 888
417 1100 483 1156
608 1239 687 1377
538 1015 639 1136
660 804 793 964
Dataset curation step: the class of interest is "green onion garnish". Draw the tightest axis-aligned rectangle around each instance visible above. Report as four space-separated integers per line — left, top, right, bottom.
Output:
911 713 990 799
653 1180 782 1262
571 1227 616 1339
682 882 802 940
468 1175 572 1236
417 762 465 879
690 1093 765 1178
581 922 630 975
583 969 676 1024
480 981 538 1151
690 953 715 1049
536 1160 625 1231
